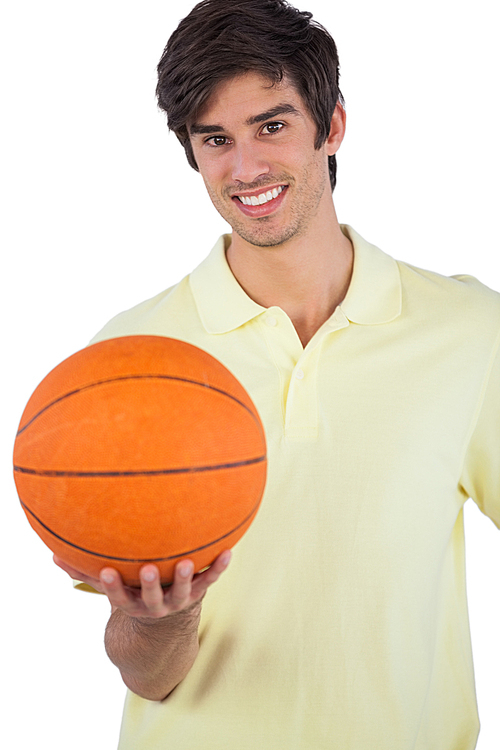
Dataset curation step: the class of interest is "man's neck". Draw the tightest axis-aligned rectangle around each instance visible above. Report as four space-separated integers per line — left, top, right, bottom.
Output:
225 211 353 348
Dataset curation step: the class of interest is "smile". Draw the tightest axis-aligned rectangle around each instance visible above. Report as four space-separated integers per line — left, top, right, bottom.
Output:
236 186 285 206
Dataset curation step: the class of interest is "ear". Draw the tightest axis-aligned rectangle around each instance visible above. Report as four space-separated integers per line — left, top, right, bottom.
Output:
325 103 346 156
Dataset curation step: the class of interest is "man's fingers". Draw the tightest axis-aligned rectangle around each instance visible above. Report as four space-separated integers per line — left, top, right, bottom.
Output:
191 550 232 596
197 550 232 585
99 567 138 611
139 565 168 615
211 550 232 577
169 560 195 609
53 555 103 590
61 552 231 619
53 555 79 577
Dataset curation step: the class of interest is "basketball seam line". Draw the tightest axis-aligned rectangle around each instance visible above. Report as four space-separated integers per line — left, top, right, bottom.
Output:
13 454 266 478
19 496 263 562
16 374 263 437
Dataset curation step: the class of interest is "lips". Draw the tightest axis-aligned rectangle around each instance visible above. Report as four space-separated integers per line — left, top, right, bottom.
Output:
232 185 288 217
237 185 284 206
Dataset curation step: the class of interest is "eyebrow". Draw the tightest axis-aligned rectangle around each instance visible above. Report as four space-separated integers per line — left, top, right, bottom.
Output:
189 103 302 135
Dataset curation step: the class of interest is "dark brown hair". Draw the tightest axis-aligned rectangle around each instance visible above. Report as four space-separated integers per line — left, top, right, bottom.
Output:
156 0 344 191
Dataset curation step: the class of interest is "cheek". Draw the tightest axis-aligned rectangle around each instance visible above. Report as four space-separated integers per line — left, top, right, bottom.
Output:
201 174 229 212
198 160 229 196
302 147 330 182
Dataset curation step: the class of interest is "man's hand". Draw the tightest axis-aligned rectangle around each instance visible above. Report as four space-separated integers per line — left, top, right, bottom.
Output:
54 551 232 698
53 551 232 619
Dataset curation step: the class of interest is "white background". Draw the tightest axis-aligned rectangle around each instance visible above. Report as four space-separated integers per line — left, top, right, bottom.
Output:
2 1 499 747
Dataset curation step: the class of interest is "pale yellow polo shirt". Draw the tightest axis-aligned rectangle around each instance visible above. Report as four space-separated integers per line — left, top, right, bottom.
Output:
90 226 500 750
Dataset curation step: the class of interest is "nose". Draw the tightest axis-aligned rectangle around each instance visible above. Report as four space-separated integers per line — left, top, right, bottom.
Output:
231 141 270 185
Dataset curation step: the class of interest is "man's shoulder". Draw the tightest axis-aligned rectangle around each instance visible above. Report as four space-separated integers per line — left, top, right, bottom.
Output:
397 258 500 326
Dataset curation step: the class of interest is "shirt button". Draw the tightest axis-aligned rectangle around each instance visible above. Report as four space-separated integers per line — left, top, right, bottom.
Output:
295 369 305 380
266 316 278 327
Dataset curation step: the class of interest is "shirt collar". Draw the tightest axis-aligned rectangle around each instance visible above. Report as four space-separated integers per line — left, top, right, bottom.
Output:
339 225 402 325
189 235 266 334
189 226 402 334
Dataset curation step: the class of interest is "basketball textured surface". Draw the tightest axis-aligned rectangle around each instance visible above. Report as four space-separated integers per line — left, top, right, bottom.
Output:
13 336 267 586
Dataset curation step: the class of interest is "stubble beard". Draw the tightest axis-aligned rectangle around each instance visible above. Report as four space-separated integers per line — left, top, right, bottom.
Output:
204 162 327 249
225 211 303 248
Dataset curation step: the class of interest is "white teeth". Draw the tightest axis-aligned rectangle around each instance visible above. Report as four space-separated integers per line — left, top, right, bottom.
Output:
238 185 284 206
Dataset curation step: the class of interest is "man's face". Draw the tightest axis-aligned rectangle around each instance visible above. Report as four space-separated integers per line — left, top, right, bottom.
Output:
188 72 339 248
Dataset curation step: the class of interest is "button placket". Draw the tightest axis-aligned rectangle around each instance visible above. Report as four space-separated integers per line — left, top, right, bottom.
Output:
284 349 321 440
261 310 304 427
260 311 338 441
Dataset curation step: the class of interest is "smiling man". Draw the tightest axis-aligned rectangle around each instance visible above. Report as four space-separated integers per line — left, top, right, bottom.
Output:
56 1 500 749
187 71 352 347
189 81 342 247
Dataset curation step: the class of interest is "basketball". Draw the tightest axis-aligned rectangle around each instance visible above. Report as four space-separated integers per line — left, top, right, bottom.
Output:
13 336 267 586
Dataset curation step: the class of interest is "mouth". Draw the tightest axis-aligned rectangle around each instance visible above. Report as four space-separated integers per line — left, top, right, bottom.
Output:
231 185 288 217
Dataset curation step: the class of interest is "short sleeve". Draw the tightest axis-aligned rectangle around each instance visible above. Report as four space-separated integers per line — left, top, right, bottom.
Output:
460 333 500 528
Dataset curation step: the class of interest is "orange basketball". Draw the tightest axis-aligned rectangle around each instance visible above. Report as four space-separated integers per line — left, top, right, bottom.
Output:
13 336 267 586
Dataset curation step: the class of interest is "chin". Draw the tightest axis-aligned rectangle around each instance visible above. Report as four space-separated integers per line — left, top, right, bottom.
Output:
232 219 306 248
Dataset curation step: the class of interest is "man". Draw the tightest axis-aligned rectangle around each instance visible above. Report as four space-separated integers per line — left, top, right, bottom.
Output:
55 1 500 748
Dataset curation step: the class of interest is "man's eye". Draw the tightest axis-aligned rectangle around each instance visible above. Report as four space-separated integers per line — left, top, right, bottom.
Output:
207 136 229 147
262 122 284 135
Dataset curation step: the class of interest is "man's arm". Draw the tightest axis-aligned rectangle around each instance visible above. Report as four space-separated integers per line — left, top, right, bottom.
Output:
54 552 231 701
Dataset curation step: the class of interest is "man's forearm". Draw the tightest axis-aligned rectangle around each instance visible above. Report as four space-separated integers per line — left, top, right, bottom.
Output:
104 602 202 701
